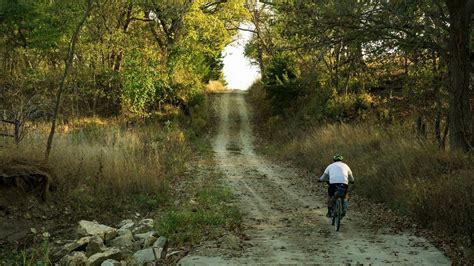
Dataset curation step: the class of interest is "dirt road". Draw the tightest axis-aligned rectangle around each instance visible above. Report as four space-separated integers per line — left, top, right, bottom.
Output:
179 92 450 265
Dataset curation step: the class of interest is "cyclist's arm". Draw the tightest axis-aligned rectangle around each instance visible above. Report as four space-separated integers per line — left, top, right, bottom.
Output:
348 169 355 184
319 173 329 182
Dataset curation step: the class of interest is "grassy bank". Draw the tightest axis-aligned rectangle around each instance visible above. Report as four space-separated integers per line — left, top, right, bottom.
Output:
247 83 474 255
0 94 242 263
1 118 189 214
155 140 242 253
152 94 242 252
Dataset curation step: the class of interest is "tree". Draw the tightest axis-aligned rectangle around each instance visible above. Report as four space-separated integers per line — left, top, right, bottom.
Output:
45 0 94 160
445 0 473 152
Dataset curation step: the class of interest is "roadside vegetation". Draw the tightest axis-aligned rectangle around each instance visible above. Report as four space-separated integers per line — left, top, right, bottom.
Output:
249 88 473 246
245 1 473 262
0 0 247 263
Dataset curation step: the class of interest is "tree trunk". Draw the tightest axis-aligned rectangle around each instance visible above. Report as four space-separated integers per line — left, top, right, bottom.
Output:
446 0 473 152
45 0 93 160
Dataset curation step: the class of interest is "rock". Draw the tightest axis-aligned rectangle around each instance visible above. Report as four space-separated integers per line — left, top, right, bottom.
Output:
59 251 88 265
152 247 165 260
166 250 182 258
117 219 133 228
143 235 157 248
87 248 121 266
100 259 121 266
86 235 106 256
139 218 154 227
152 236 168 258
77 220 117 241
132 219 154 234
52 236 92 261
132 247 163 263
135 231 158 248
131 225 150 234
118 219 134 231
109 229 134 248
153 236 168 248
135 231 157 240
117 228 131 236
67 236 93 251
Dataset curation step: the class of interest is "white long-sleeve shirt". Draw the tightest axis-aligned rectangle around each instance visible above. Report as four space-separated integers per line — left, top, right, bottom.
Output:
319 161 354 184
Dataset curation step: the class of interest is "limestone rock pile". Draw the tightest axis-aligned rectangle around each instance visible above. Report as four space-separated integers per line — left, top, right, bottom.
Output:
52 219 173 265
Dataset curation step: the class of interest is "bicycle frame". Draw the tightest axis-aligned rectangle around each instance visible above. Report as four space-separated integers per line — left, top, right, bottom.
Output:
331 196 344 231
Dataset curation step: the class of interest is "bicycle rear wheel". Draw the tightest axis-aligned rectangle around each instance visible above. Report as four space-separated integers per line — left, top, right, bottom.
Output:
334 198 342 231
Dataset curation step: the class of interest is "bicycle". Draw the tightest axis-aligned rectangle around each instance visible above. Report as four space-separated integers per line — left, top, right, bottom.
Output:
330 184 348 231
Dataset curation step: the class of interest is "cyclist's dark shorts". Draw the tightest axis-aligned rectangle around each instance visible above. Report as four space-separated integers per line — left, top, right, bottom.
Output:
328 183 348 197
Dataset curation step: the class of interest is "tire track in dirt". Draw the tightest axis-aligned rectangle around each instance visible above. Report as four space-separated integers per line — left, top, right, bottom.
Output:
179 92 450 265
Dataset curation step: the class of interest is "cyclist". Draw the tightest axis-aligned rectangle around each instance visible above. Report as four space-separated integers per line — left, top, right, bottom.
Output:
319 154 354 217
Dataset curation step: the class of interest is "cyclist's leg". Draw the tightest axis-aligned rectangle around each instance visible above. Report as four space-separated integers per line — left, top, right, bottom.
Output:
341 184 349 216
327 183 336 217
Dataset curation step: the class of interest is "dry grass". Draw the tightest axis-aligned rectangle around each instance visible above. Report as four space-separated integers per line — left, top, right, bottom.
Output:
0 118 190 212
265 123 474 245
247 81 474 244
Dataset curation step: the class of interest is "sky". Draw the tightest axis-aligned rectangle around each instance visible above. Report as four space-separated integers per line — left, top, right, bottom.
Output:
222 25 261 90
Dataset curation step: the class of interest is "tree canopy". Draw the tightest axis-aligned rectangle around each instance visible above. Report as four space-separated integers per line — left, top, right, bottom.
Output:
0 0 249 117
245 0 473 151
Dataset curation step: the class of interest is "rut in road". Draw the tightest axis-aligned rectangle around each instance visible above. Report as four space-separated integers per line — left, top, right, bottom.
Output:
179 92 450 265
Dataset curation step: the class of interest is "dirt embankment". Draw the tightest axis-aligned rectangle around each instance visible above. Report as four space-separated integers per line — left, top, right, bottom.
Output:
179 92 450 265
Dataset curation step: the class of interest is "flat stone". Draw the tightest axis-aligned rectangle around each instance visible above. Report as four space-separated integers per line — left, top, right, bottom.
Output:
143 235 157 248
117 228 131 236
117 219 133 228
132 219 154 234
77 220 117 241
100 259 121 266
52 236 92 261
118 220 135 231
166 250 182 258
86 235 106 256
135 231 158 240
135 231 158 248
87 248 121 266
132 248 158 263
153 236 168 249
68 236 93 251
138 218 154 227
109 229 134 248
152 236 168 258
152 247 165 260
59 251 87 265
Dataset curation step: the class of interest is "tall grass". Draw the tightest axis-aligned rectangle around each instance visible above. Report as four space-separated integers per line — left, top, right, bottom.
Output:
247 82 474 247
1 118 190 213
264 123 474 244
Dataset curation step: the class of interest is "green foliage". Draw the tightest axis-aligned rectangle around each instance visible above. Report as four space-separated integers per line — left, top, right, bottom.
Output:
132 191 169 211
122 49 163 114
0 0 250 118
9 231 51 265
0 0 78 52
325 92 375 121
157 172 241 245
264 54 303 113
246 0 452 126
157 183 241 246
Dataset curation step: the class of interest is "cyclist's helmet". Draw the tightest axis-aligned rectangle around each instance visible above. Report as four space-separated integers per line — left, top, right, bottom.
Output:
333 154 343 162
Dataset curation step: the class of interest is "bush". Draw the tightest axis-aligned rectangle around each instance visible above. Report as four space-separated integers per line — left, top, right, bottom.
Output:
264 54 304 113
